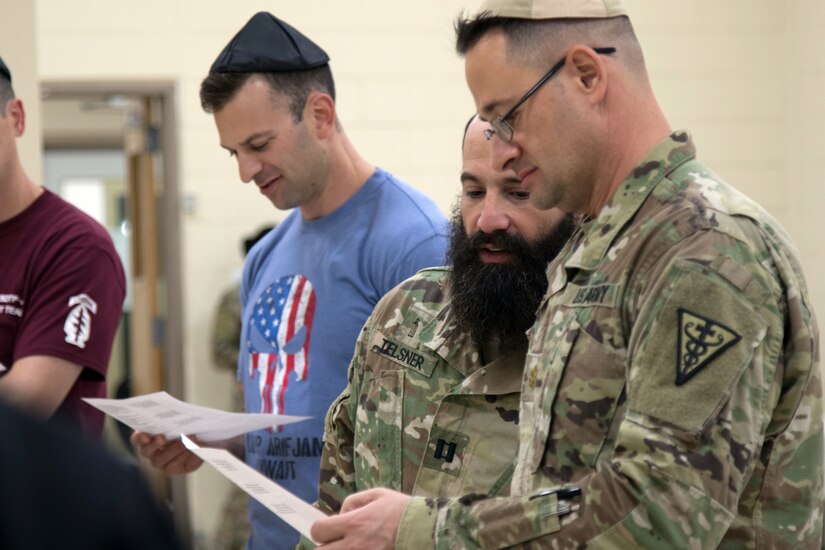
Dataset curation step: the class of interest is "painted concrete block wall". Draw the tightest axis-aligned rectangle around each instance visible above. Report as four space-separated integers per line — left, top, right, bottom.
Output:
33 0 824 545
627 0 824 331
784 0 825 320
0 0 42 184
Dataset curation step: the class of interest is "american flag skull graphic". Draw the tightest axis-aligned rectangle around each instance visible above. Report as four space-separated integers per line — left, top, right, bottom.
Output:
247 275 316 423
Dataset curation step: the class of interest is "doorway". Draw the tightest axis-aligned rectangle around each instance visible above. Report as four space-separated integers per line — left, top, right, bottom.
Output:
40 81 189 543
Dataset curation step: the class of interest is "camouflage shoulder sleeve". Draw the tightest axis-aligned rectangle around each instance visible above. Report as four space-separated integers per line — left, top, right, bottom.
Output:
315 312 375 515
395 228 822 549
573 228 819 547
210 284 242 372
315 382 355 515
314 270 436 515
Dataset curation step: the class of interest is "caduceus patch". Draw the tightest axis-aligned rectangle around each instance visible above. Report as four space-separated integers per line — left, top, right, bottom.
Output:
675 308 741 385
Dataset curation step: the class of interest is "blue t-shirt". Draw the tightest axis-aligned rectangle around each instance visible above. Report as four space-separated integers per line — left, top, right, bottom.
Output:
239 168 447 549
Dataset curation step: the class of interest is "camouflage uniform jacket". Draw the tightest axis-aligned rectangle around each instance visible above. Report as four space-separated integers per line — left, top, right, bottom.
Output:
211 282 242 373
399 131 824 549
317 266 525 514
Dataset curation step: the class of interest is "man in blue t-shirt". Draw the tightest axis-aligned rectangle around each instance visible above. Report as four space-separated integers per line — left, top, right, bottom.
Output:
131 12 448 550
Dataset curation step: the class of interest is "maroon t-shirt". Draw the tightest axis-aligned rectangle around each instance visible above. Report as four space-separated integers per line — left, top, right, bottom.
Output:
0 189 126 438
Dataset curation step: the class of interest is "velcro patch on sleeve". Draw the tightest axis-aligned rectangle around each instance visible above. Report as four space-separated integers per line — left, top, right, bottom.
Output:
675 308 741 385
629 260 768 435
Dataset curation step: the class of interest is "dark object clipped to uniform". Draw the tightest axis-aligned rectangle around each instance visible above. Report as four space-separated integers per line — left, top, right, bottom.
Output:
0 56 11 82
210 12 329 75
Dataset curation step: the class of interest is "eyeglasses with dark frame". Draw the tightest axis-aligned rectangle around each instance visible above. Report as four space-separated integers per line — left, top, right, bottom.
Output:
483 47 617 143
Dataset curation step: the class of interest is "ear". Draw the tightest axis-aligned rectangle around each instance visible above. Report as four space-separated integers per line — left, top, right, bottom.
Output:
5 98 26 137
567 46 608 104
305 92 336 139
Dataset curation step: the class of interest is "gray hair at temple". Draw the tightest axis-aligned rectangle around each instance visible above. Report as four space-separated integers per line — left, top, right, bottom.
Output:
0 56 15 116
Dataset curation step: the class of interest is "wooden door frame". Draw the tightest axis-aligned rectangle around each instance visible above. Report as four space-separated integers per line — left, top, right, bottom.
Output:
40 80 189 545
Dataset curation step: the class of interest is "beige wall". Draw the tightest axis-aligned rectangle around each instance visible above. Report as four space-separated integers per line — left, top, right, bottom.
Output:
626 0 825 334
32 0 825 546
0 0 42 184
785 1 825 317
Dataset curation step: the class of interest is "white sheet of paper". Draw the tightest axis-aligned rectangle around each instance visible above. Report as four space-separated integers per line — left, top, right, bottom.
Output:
83 391 309 441
182 435 325 541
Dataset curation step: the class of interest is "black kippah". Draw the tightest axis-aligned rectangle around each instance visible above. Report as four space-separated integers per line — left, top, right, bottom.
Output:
210 12 329 75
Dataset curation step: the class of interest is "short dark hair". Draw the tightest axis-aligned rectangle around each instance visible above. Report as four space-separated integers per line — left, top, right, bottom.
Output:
455 12 643 74
199 65 336 121
455 12 513 56
0 74 15 116
455 13 583 61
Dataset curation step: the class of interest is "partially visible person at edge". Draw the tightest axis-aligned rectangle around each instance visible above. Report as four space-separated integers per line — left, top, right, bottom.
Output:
0 55 126 439
309 1 824 548
130 12 448 550
296 115 575 549
211 224 275 411
212 224 273 550
0 400 182 550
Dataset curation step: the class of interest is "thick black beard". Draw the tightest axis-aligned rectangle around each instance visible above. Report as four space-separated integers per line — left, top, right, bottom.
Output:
446 210 576 348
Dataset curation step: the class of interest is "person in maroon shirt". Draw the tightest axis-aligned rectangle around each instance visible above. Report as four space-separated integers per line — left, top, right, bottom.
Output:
0 56 126 439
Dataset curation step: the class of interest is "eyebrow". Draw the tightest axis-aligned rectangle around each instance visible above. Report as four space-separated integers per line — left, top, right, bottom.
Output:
478 98 512 119
460 172 523 186
460 172 479 184
221 130 274 151
477 106 498 120
240 131 274 147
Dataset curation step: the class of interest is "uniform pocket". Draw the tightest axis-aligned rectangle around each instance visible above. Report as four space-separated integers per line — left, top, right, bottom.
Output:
517 313 581 484
544 326 627 475
516 311 628 489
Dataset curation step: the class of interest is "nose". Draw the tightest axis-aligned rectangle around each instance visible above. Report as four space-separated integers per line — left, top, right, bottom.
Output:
476 193 511 234
237 153 263 183
490 135 521 173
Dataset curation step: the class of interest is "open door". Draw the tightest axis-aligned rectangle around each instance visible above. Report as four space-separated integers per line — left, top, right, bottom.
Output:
127 97 164 397
40 82 189 545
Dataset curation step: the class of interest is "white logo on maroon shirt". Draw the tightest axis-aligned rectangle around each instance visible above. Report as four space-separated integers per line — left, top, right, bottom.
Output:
0 294 24 317
64 293 98 349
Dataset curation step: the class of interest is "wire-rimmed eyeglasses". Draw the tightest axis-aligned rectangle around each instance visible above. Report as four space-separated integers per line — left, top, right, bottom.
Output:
483 47 617 143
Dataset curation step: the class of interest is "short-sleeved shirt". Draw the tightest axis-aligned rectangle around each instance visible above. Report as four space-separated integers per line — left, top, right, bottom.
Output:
0 189 126 438
239 168 448 549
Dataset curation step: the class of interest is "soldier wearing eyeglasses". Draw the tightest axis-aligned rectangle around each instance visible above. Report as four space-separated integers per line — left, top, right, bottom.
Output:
309 1 823 548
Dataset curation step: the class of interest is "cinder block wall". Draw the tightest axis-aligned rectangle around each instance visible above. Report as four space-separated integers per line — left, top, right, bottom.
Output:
628 0 825 357
0 1 42 184
34 0 824 545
